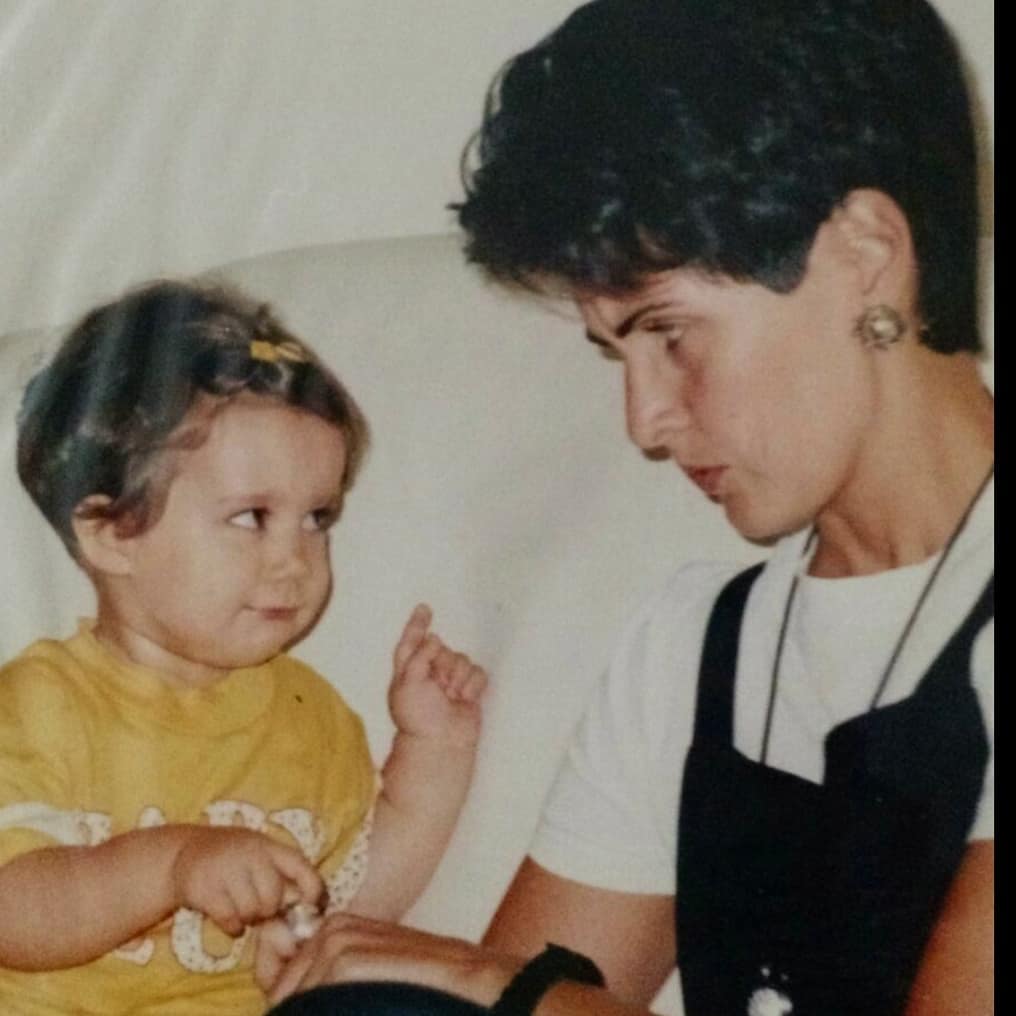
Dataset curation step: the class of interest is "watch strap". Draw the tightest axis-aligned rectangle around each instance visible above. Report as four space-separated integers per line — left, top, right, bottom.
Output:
490 943 605 1015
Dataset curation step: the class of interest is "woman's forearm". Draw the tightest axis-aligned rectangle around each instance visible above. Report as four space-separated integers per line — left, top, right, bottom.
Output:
0 825 190 970
903 841 993 1015
534 982 658 1015
265 911 661 1011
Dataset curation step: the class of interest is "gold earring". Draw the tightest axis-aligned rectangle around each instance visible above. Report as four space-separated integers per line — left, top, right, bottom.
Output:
854 304 905 351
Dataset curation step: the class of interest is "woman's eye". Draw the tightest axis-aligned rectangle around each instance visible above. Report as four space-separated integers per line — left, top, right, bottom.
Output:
596 344 624 363
645 323 685 354
229 508 266 530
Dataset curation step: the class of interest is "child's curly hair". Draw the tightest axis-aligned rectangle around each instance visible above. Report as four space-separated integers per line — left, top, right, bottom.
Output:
17 278 370 555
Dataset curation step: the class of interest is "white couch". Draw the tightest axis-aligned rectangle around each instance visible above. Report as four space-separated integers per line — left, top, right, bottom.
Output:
16 232 995 1013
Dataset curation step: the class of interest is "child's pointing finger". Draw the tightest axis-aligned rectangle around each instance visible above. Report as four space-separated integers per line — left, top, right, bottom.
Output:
392 603 432 673
401 633 445 685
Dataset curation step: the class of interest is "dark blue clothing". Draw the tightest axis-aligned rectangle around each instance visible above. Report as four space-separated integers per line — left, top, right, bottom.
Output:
676 567 992 1015
267 982 486 1015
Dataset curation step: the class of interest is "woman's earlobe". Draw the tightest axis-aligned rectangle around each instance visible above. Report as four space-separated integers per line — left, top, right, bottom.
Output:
71 497 134 577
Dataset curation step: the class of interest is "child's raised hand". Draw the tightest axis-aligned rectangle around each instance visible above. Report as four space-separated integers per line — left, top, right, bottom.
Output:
171 827 323 938
389 604 488 747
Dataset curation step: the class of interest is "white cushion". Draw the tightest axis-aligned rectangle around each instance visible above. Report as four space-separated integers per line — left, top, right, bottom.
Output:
0 235 755 1016
0 235 755 947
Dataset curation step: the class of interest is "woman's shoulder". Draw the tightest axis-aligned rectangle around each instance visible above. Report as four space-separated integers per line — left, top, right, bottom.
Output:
641 529 809 620
627 555 774 645
606 538 806 702
597 557 770 721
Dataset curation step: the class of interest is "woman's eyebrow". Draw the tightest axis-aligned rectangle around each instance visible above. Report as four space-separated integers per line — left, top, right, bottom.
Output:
585 302 673 347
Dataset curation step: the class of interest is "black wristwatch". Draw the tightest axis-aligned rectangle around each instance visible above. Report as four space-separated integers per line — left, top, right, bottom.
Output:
490 943 606 1015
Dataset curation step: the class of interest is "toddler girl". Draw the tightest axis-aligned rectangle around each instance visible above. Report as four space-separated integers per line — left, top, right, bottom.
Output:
0 280 487 1013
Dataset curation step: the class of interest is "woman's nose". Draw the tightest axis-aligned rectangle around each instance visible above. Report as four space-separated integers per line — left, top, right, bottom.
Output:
624 355 688 454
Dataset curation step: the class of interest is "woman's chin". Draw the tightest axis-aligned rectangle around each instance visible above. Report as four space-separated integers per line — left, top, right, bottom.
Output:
722 500 807 548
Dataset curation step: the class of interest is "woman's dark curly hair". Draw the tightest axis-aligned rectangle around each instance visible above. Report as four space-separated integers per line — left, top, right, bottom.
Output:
18 279 370 554
456 0 981 353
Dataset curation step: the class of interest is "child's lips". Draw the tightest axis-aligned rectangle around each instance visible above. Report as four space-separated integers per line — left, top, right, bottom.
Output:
256 606 300 621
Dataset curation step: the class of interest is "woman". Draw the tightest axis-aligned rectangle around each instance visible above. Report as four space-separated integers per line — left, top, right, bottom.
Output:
266 0 994 1013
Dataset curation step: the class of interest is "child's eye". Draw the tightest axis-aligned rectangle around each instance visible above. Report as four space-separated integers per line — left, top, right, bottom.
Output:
229 508 267 530
302 508 338 533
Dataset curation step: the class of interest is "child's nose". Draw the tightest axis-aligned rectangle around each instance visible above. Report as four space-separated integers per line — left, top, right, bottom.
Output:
266 530 311 579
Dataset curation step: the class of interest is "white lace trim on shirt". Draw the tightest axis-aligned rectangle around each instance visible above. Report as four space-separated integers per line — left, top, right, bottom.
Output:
324 770 382 913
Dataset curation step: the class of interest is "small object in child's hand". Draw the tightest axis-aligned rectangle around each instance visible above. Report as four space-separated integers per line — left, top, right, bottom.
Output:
284 902 323 941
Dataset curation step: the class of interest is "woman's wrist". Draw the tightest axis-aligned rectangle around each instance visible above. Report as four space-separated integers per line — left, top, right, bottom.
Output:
456 947 527 1007
489 944 605 1015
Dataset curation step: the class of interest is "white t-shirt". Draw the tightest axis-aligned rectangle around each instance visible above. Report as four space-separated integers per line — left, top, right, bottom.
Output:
530 483 994 896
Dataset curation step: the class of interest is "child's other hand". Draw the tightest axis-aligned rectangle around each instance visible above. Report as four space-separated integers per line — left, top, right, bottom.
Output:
171 827 323 938
254 916 300 994
389 604 488 747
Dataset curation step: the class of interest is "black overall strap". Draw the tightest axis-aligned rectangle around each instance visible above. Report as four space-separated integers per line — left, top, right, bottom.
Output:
692 563 764 745
921 574 993 693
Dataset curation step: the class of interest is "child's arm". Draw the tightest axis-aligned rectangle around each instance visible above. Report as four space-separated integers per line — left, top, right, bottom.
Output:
0 824 322 970
349 604 487 921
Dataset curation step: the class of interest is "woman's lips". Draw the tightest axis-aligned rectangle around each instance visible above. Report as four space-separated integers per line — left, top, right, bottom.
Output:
685 466 727 500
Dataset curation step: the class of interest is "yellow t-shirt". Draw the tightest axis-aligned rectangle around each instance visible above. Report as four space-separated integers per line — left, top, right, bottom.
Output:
0 623 377 1015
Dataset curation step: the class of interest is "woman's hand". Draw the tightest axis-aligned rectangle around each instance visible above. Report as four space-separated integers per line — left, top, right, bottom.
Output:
265 913 521 1007
389 604 488 748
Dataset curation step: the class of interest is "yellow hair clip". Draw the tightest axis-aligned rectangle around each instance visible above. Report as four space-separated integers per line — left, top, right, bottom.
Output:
249 339 307 364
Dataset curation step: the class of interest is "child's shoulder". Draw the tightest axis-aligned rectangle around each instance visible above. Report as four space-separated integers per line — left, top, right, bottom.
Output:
0 632 90 730
1 631 83 685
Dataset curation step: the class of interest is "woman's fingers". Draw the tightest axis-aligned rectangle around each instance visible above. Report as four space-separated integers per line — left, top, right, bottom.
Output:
267 915 424 1002
269 915 517 1007
268 914 366 1001
267 940 317 1002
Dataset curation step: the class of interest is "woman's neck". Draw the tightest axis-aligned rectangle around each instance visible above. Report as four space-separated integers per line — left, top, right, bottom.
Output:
810 350 993 578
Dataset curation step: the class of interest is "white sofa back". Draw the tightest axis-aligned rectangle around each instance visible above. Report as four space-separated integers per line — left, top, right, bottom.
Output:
0 233 835 1014
0 233 993 1013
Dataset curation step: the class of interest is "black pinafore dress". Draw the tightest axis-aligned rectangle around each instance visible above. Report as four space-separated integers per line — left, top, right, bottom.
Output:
676 565 992 1016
